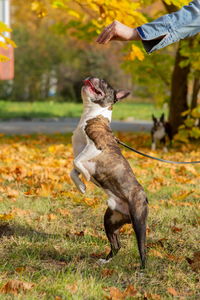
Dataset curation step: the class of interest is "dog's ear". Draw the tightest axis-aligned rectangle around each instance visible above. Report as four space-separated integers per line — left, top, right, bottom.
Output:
115 90 130 101
160 113 165 122
152 114 157 123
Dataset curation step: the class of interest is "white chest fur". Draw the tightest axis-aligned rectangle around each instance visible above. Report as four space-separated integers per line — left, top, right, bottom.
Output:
154 127 165 140
72 103 112 158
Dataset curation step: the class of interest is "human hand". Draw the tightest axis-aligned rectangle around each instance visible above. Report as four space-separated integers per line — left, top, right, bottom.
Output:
96 20 141 44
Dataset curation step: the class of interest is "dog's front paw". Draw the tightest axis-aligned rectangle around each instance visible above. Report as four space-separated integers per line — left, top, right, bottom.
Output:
78 182 86 194
163 146 168 153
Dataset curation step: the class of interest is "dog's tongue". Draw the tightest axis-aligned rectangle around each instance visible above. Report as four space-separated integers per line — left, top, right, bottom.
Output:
83 79 94 89
83 79 103 96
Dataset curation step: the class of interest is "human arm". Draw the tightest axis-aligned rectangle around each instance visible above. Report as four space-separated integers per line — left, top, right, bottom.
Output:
97 0 200 53
137 0 200 53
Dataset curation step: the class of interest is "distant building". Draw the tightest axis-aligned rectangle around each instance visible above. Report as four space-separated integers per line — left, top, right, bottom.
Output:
0 0 14 80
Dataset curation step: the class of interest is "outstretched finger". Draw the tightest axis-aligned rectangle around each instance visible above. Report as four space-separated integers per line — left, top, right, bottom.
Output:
98 27 115 44
100 30 115 44
96 23 113 43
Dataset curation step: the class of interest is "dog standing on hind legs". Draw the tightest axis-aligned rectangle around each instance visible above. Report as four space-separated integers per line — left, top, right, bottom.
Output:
70 77 148 268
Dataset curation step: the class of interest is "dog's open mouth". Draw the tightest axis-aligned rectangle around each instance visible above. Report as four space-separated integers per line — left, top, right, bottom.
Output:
83 79 103 96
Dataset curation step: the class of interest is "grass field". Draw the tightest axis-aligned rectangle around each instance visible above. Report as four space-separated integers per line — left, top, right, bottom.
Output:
0 100 168 121
0 133 199 299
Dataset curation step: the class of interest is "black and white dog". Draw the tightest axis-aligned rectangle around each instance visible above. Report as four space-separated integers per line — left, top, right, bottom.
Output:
151 113 172 152
70 77 148 268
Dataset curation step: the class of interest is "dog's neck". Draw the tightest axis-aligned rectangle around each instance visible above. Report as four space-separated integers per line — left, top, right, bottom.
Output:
80 102 112 124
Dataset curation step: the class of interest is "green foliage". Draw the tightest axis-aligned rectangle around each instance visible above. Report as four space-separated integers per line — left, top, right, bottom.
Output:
175 106 200 142
122 44 174 105
180 36 200 72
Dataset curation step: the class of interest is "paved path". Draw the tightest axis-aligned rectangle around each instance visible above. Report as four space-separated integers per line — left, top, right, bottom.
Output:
0 118 152 135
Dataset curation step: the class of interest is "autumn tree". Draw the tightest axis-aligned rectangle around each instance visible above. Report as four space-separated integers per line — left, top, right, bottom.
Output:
29 0 200 136
2 0 199 136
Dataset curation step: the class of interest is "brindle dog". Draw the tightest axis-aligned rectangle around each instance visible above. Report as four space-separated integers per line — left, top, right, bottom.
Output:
70 77 148 268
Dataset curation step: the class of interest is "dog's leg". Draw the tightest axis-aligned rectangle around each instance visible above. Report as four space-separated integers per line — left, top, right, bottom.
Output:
91 176 101 188
99 208 130 264
151 137 156 151
160 137 168 152
70 169 86 194
74 143 101 182
128 192 148 268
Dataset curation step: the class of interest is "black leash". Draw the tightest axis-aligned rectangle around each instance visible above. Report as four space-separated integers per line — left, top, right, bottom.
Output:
117 140 200 165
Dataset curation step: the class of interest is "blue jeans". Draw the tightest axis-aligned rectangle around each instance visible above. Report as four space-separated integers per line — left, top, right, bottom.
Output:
137 0 200 53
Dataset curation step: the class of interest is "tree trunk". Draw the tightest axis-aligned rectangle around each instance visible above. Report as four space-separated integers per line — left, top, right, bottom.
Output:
169 42 190 136
191 76 200 109
162 1 191 136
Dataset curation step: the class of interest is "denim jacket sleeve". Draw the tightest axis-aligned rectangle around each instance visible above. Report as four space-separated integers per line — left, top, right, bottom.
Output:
136 0 200 53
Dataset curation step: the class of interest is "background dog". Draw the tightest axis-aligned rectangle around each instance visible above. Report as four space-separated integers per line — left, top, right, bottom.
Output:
151 113 172 152
70 77 148 268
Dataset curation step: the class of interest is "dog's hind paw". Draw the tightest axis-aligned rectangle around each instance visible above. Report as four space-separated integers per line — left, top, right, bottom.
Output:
98 258 112 265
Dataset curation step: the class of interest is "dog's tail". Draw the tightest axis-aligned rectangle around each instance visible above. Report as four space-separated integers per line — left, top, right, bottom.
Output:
128 192 148 268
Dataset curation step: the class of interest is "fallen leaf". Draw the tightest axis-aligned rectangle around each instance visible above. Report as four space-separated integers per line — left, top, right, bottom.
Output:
167 287 179 296
7 188 19 199
149 249 164 258
15 267 26 273
0 213 14 221
109 287 124 300
66 283 78 294
166 254 183 262
101 268 114 277
12 208 32 217
74 231 84 237
47 213 57 221
0 280 34 295
144 292 161 299
186 251 200 273
90 252 106 258
172 190 194 201
124 285 138 297
119 224 132 235
83 197 98 207
56 208 71 217
147 238 167 249
171 226 182 233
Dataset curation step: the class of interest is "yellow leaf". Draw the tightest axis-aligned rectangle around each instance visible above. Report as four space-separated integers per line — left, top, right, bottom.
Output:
68 10 81 19
0 21 12 33
0 54 9 62
0 213 14 221
172 190 194 201
31 1 41 11
125 45 144 61
47 213 57 221
0 41 8 49
4 37 17 48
